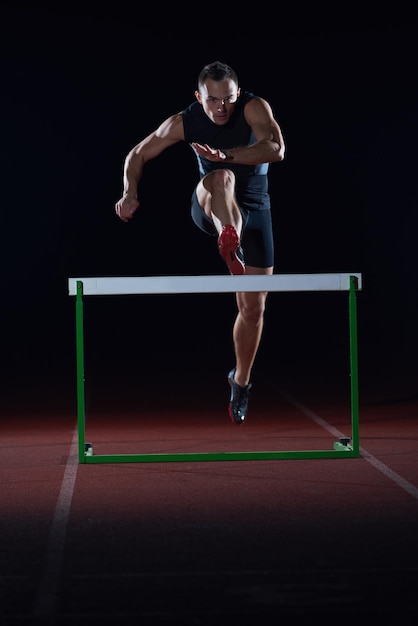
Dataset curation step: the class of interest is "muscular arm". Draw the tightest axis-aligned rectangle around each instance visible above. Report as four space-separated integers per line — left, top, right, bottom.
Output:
237 97 285 163
115 113 184 221
192 97 285 165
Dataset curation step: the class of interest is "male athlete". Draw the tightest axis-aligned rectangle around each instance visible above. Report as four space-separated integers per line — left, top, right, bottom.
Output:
115 61 285 424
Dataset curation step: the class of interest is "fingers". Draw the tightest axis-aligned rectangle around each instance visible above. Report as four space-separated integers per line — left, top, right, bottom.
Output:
115 202 134 222
192 142 225 161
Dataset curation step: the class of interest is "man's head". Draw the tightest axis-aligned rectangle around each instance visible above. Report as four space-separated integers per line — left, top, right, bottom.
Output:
195 61 241 126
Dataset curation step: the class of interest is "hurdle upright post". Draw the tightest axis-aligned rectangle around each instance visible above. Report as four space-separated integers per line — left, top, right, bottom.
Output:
349 274 360 456
75 280 87 463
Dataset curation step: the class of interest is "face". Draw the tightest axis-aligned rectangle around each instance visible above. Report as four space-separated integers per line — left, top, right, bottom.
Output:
195 78 240 125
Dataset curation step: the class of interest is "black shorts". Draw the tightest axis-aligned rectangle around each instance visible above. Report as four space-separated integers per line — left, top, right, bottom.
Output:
191 189 274 268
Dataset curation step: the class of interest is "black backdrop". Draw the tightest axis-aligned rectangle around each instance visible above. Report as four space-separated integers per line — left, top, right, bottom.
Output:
1 3 417 395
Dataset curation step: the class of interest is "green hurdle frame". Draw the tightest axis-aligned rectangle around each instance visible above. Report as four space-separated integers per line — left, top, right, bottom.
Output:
69 273 361 464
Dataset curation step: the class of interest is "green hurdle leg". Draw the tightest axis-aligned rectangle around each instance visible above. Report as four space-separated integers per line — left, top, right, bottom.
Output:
349 274 360 456
75 280 87 463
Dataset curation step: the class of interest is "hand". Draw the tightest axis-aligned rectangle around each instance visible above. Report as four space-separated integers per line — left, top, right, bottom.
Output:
192 142 228 162
115 195 140 222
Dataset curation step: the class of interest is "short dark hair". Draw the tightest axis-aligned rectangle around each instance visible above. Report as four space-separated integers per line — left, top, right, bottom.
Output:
197 61 239 90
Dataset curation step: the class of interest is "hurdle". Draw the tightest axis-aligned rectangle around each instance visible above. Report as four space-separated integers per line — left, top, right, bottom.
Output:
68 273 362 464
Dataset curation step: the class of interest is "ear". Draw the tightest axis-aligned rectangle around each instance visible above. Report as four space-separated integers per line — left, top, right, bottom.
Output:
237 87 241 98
195 90 202 104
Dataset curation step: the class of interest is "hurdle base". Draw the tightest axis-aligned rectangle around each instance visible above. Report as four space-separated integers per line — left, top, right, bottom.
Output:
333 437 353 452
80 445 359 464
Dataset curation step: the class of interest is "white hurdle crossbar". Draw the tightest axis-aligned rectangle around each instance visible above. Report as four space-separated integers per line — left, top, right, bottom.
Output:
68 273 362 296
68 273 362 464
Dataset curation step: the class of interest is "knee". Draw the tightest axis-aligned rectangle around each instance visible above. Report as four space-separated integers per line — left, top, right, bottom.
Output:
239 293 267 325
209 168 235 193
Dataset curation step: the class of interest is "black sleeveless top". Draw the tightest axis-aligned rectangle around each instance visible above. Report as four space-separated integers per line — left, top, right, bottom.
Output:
182 91 270 210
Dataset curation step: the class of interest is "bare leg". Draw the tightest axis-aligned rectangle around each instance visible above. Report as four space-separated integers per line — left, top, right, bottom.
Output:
196 169 242 235
197 170 246 275
233 265 273 387
196 170 272 413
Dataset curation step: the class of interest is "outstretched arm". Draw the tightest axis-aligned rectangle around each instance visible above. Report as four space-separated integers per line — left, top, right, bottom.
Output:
115 113 185 222
192 97 285 165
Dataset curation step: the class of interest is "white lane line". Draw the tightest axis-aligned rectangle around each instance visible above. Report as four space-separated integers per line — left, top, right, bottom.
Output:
33 427 79 617
278 387 418 501
359 450 418 500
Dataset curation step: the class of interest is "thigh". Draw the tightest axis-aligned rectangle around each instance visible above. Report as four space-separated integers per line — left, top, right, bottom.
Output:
241 209 274 268
190 188 217 236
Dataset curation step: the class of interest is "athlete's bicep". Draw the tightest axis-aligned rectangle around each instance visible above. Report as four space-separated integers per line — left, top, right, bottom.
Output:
245 98 284 144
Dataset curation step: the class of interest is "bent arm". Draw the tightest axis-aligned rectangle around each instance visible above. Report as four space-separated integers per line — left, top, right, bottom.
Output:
122 113 185 198
224 97 285 164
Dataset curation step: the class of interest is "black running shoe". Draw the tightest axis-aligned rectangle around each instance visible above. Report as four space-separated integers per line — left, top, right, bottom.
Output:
228 368 252 425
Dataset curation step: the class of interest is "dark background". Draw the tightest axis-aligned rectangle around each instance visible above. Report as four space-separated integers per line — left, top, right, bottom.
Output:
1 3 417 400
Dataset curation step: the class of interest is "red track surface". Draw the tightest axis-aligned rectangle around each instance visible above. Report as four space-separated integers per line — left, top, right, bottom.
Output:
1 361 418 625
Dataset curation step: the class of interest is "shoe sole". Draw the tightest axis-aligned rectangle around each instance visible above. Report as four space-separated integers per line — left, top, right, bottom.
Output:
218 226 245 276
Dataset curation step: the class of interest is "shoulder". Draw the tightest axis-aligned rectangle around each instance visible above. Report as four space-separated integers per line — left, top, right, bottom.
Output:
243 94 272 113
155 112 185 141
243 95 275 124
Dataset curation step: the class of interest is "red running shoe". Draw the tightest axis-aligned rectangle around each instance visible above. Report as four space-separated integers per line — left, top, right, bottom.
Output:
218 224 245 275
